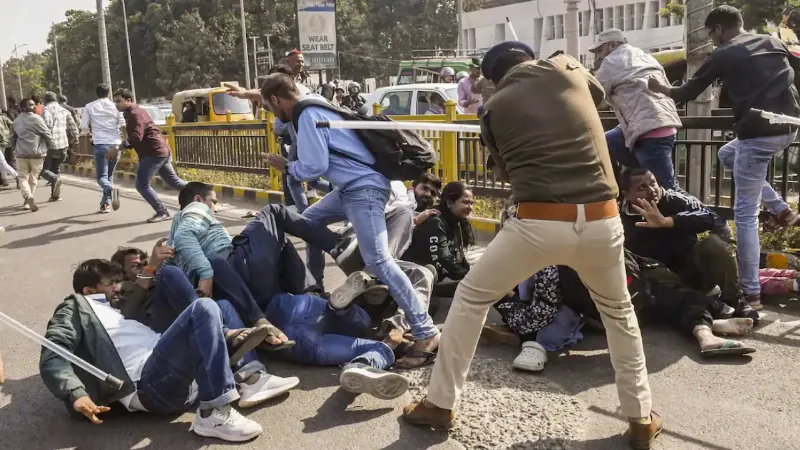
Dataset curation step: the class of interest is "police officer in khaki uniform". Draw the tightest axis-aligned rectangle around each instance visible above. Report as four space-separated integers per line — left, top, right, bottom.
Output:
402 41 662 450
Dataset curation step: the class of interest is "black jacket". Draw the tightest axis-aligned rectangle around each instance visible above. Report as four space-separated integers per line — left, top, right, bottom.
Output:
402 215 470 281
621 189 728 273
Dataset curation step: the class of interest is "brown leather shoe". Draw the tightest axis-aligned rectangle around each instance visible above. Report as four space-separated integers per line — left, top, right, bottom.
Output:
629 411 663 450
402 397 455 430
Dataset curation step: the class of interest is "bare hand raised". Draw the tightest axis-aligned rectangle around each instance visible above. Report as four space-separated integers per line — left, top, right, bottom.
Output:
631 198 673 228
149 238 174 270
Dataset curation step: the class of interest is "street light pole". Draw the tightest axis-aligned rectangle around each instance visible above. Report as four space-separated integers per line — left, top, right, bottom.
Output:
251 36 259 88
0 56 6 110
121 0 136 102
12 44 27 98
53 23 63 96
239 0 251 89
96 0 112 90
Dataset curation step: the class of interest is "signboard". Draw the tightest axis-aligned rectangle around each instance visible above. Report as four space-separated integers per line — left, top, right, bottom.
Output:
297 0 338 70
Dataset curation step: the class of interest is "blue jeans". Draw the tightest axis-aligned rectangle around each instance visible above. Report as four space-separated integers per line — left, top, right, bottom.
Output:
286 176 333 213
265 293 394 369
93 144 119 208
137 298 239 413
136 156 187 214
208 256 267 326
606 126 678 190
150 267 256 365
303 186 438 340
718 132 796 295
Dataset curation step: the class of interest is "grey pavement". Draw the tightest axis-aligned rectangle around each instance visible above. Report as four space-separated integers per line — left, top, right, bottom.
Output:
1 176 800 450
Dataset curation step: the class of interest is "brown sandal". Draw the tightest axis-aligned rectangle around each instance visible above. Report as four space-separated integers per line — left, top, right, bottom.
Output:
258 323 296 351
226 325 270 365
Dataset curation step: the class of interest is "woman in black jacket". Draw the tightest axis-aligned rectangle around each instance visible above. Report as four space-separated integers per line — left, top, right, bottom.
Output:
402 181 475 296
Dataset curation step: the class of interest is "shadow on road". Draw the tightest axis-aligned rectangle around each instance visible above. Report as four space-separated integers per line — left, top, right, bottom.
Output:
0 374 242 450
2 220 144 249
302 389 393 433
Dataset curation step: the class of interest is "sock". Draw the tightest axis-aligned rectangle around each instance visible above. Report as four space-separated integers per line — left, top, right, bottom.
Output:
629 415 652 425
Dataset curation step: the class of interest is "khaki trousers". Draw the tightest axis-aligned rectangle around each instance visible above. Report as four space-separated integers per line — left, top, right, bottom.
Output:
427 209 652 419
16 157 44 201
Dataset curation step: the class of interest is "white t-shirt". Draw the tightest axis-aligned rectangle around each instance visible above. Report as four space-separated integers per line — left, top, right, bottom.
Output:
385 181 416 213
86 294 160 411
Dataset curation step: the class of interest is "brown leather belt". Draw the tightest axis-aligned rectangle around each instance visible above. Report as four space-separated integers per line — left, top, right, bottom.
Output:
515 199 619 222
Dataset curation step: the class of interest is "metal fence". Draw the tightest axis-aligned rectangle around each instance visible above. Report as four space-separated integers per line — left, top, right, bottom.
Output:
73 103 800 220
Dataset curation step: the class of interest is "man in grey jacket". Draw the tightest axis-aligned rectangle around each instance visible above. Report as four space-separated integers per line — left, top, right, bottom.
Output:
591 29 683 190
11 98 56 212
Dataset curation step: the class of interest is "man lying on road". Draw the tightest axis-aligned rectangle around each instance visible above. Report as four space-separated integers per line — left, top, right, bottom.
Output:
40 259 300 442
111 243 298 402
170 182 411 399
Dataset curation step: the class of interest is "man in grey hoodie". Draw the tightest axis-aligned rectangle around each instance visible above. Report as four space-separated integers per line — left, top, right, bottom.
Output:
10 98 56 212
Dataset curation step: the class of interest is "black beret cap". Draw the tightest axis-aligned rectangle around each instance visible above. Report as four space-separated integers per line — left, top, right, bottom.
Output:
481 41 536 82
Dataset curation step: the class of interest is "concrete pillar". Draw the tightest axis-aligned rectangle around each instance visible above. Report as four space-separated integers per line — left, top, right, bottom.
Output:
565 0 581 58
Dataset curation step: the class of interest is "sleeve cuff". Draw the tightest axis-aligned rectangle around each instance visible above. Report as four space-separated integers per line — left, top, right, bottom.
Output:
197 266 214 281
68 387 89 404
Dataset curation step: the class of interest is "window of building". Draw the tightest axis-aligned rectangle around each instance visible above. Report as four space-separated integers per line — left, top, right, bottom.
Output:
556 15 564 39
581 10 591 36
615 6 625 30
650 1 660 28
625 4 634 31
546 16 555 40
596 8 604 32
605 7 614 30
468 28 476 48
494 23 506 44
637 2 646 29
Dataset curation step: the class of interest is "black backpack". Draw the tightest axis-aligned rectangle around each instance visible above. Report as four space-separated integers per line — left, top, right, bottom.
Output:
291 97 437 181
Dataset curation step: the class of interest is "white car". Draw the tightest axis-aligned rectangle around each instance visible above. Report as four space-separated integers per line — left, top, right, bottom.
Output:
364 83 463 116
141 104 167 126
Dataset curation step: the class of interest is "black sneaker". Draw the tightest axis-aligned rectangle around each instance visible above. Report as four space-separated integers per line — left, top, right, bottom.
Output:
708 295 735 319
147 212 171 223
734 297 760 326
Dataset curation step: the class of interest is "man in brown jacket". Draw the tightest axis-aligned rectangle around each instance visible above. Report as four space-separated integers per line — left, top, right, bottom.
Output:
402 42 661 450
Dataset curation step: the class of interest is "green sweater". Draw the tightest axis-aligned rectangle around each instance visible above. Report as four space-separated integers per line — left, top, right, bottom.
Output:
39 294 136 412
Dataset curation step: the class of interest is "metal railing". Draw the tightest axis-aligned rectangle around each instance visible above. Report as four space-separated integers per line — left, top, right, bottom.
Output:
72 102 800 220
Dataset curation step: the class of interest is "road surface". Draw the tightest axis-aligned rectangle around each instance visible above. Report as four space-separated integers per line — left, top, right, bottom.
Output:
1 176 800 450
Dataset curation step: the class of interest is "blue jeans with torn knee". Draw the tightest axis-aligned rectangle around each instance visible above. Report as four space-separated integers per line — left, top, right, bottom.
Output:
303 187 439 340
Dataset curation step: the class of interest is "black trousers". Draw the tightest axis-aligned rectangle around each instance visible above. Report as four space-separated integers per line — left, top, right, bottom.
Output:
681 234 741 305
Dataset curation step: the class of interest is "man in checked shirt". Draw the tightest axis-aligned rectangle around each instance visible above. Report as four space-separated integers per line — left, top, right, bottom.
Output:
42 91 78 201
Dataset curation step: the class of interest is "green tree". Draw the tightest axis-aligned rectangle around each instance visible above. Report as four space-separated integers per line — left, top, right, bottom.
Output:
3 52 48 102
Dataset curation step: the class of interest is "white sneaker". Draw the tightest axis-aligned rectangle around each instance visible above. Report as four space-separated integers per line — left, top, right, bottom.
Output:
512 341 548 372
340 362 409 400
238 371 300 408
190 404 262 442
329 271 371 310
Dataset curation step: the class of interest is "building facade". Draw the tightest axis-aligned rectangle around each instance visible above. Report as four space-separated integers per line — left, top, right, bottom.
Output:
462 0 685 67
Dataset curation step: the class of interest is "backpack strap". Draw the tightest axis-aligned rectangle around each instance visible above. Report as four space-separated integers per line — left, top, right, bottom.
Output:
290 97 374 169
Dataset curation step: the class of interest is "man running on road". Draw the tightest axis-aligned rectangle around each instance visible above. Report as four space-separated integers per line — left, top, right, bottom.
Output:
81 84 125 213
112 88 187 223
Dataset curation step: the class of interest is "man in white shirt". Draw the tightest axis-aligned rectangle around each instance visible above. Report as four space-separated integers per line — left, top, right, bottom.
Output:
40 259 300 442
81 84 125 213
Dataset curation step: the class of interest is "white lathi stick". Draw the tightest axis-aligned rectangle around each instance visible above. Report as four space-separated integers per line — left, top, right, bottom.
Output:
0 311 124 390
759 110 800 127
506 17 519 41
316 120 482 134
